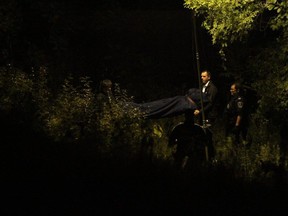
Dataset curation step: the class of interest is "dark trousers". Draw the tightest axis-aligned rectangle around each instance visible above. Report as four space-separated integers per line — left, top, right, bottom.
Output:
225 121 248 145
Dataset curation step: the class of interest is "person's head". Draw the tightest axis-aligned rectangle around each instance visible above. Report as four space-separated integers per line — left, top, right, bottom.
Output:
201 70 211 84
99 79 112 94
230 83 241 96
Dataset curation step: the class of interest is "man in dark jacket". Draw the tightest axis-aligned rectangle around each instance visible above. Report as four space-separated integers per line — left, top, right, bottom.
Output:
193 70 218 127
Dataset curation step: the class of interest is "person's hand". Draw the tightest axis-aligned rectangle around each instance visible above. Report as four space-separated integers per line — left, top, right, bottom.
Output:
194 109 200 115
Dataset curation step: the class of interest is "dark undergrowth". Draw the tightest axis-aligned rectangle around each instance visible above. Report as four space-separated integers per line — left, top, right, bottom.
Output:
1 131 288 216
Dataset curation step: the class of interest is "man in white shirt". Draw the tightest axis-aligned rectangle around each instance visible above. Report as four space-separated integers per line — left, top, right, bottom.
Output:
193 70 218 126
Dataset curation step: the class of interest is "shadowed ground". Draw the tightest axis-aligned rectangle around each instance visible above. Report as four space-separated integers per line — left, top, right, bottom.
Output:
2 145 288 216
1 121 288 216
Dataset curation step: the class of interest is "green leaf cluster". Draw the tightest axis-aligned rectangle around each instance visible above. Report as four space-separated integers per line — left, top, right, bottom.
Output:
0 66 33 112
184 0 263 47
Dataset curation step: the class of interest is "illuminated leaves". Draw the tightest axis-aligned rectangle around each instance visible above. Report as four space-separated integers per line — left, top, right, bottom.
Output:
184 0 262 47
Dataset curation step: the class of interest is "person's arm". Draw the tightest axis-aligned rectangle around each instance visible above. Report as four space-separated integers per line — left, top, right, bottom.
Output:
235 115 241 127
234 97 245 129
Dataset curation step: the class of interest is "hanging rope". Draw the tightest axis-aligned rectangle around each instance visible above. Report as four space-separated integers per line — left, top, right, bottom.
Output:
192 11 206 128
192 10 209 162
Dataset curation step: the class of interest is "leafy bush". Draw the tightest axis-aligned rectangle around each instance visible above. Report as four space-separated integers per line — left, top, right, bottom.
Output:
0 66 33 112
31 69 147 158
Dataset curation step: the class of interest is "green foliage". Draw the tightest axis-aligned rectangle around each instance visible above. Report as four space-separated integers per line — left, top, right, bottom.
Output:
32 70 146 159
184 0 263 48
184 0 288 47
246 119 282 179
267 0 288 31
248 38 288 120
0 66 33 112
214 117 283 182
95 83 145 157
41 75 96 141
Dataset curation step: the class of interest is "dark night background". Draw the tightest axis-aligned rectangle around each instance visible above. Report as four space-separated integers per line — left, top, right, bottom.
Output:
1 0 224 101
2 1 287 215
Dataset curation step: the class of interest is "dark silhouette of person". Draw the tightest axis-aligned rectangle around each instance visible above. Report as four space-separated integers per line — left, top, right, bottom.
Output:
96 79 114 115
168 111 212 170
96 79 113 105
